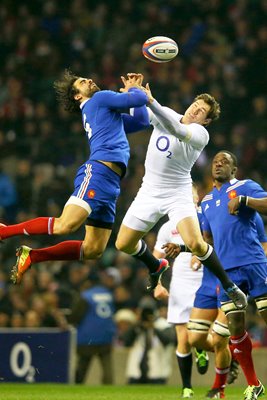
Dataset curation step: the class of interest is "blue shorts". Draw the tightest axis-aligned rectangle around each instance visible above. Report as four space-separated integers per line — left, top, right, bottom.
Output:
218 262 267 303
72 161 121 228
194 267 221 309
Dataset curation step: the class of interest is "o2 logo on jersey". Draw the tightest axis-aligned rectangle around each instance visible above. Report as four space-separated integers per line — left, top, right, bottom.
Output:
156 136 172 159
83 114 92 139
228 190 237 199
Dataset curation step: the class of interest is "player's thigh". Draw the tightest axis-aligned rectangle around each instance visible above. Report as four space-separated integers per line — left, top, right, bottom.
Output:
177 216 206 253
54 203 89 233
116 224 146 252
216 309 228 325
211 309 230 347
83 225 112 258
190 306 218 321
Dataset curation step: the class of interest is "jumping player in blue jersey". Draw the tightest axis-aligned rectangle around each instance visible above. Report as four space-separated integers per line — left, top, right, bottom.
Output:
0 71 150 284
192 151 267 399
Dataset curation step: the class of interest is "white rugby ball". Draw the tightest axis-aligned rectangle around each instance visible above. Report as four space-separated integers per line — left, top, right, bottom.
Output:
142 36 179 63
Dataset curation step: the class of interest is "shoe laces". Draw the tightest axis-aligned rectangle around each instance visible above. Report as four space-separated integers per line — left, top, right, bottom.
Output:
243 384 259 400
196 351 208 367
182 388 193 398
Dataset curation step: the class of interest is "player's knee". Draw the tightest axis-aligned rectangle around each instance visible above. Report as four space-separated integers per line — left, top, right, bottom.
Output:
186 238 205 254
83 244 104 259
115 237 132 254
255 295 267 314
213 335 228 351
115 237 124 251
187 332 199 347
212 320 230 339
188 332 204 348
187 319 211 347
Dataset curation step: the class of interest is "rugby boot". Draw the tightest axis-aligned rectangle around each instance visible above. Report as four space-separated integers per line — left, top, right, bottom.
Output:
11 245 32 284
147 258 169 291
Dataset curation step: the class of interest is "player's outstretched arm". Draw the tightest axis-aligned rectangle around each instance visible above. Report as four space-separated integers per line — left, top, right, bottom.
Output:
122 106 150 134
228 196 267 215
144 86 208 149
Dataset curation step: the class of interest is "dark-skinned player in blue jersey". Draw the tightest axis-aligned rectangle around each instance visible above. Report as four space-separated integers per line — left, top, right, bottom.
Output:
0 71 152 284
162 151 267 399
199 150 267 400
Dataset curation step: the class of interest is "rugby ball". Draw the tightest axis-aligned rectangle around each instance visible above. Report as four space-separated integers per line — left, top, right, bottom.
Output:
142 36 179 63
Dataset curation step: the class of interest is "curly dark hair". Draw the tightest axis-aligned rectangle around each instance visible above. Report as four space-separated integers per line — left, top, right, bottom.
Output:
53 69 80 113
194 93 221 124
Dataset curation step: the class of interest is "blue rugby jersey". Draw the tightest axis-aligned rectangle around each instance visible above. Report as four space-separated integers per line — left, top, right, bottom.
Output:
77 285 116 345
201 178 267 269
80 88 148 169
255 212 267 244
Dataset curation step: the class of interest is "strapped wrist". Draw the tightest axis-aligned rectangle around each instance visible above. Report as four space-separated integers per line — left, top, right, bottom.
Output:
180 244 190 252
239 195 248 206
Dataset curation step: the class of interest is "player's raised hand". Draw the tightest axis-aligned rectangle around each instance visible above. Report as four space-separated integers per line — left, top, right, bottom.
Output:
162 242 181 258
228 197 241 215
142 83 154 104
127 73 144 86
120 73 143 92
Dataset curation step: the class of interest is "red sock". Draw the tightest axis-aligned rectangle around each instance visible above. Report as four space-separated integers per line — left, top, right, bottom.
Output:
229 343 239 362
0 217 55 239
212 366 229 390
230 332 258 386
30 241 83 264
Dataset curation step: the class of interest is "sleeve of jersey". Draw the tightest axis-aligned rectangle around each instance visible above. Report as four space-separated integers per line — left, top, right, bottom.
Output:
245 180 267 198
149 100 209 149
122 106 150 134
98 88 148 109
255 212 267 242
197 208 204 233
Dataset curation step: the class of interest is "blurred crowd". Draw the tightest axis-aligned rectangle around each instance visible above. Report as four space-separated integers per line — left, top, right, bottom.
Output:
0 0 267 349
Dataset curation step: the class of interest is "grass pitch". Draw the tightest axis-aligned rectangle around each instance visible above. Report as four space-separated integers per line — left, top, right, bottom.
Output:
0 384 247 400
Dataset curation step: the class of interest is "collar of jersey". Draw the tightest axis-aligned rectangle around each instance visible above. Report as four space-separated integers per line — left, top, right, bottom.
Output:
80 98 90 109
214 178 238 192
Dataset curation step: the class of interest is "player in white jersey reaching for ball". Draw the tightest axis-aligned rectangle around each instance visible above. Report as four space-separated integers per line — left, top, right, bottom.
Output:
153 183 208 398
115 74 247 310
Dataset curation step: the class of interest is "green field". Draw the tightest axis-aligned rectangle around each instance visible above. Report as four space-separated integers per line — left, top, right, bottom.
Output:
0 384 248 400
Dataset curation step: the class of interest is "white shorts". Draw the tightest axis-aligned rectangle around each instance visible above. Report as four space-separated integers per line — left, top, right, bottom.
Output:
167 271 203 324
122 185 197 232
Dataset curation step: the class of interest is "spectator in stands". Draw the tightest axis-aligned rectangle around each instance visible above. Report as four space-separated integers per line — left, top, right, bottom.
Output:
68 270 116 384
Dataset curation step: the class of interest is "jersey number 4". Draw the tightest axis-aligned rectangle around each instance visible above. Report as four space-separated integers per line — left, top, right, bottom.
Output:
83 114 92 139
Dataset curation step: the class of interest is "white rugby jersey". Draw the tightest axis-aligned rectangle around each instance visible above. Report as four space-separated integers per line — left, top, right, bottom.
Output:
142 102 209 192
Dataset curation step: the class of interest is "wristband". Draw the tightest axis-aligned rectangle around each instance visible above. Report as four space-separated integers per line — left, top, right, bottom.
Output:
180 244 190 252
239 195 248 206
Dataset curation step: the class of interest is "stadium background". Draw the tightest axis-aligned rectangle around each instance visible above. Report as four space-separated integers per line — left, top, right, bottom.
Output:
0 0 267 383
